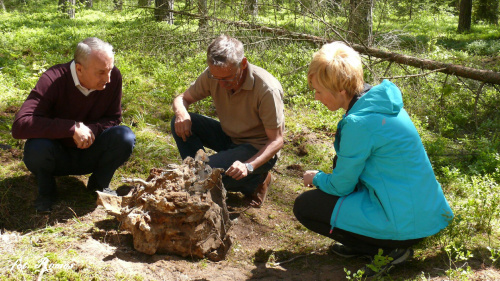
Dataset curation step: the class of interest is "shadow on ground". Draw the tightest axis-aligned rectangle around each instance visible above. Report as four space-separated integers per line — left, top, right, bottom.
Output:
0 173 98 232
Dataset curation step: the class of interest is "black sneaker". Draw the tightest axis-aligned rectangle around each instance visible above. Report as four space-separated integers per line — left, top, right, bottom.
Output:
362 248 414 277
329 243 369 258
35 194 56 213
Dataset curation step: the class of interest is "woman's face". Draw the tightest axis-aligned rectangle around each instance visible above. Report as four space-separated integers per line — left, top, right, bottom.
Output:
311 76 351 111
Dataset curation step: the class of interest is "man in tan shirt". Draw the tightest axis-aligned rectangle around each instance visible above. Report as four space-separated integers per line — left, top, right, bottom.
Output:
171 35 284 208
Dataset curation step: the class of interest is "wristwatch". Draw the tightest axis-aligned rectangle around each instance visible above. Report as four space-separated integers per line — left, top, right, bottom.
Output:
245 163 254 174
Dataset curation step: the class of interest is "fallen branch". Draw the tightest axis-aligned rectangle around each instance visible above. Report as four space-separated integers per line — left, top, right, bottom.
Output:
142 7 500 85
380 68 447 80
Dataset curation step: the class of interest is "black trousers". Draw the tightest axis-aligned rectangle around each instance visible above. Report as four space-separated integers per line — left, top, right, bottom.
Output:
23 126 136 197
293 189 423 256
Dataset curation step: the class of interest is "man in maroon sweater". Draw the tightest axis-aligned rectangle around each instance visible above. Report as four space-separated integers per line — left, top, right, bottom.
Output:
12 37 135 213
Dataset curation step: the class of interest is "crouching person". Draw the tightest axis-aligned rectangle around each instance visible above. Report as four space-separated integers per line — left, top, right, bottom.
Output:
12 37 136 213
171 35 284 208
293 42 453 277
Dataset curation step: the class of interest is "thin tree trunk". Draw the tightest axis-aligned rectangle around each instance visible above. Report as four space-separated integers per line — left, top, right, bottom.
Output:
0 0 6 12
198 0 207 28
348 0 373 45
167 0 174 24
155 0 170 21
457 0 472 33
114 0 123 10
58 0 75 18
247 0 258 18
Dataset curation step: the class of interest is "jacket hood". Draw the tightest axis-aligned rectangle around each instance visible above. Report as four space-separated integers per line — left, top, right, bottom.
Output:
348 80 403 115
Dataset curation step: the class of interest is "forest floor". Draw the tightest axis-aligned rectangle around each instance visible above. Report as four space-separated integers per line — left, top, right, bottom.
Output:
1 132 500 280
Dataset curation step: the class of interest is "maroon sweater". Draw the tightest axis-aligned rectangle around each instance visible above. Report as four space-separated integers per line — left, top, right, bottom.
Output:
12 61 123 147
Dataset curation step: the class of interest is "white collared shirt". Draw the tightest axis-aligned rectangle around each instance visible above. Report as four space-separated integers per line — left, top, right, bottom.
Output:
70 61 95 96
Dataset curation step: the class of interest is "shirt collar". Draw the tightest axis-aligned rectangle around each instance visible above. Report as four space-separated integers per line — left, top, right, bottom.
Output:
70 61 94 96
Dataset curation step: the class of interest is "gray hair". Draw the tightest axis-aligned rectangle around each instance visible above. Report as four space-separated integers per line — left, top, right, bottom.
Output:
74 37 114 65
206 35 244 67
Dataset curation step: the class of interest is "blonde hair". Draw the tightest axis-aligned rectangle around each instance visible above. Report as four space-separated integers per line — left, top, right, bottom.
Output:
307 42 364 98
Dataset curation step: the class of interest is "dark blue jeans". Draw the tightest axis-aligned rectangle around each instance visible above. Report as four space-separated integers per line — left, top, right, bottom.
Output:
23 125 136 197
171 113 277 196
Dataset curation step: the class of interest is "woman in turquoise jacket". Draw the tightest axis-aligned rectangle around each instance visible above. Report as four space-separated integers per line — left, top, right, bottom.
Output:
293 42 453 277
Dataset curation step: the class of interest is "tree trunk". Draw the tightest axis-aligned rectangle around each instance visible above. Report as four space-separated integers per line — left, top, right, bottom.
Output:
155 0 174 22
0 0 6 12
198 0 207 28
457 0 472 33
59 0 75 18
138 0 149 7
247 0 258 18
348 0 373 45
114 0 123 10
167 0 174 24
476 0 499 24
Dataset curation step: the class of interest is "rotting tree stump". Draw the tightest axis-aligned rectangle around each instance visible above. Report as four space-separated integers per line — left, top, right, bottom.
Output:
97 150 232 261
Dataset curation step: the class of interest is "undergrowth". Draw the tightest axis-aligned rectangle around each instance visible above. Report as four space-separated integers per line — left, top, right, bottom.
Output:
0 0 499 280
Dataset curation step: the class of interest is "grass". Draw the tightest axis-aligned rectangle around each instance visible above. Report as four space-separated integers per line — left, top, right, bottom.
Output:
0 0 499 280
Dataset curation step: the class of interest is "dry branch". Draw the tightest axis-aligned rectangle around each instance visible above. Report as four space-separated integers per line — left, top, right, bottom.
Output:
148 7 500 85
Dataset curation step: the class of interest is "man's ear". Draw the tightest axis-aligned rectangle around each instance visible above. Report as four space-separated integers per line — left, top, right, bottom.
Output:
240 57 248 70
75 62 83 74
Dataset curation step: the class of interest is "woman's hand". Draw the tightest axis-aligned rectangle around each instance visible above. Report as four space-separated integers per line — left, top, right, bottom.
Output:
303 170 319 187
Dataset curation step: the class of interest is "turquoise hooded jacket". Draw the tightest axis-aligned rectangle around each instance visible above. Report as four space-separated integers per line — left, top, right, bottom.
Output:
312 80 453 240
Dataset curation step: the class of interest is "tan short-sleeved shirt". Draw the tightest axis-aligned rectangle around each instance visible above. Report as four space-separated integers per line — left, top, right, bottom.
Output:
188 63 284 150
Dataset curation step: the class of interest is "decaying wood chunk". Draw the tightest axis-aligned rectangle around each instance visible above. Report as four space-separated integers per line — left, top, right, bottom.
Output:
97 150 232 261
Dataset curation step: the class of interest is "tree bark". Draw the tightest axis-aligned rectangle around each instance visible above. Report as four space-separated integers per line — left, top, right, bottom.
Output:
348 0 373 45
247 0 258 18
198 0 207 28
58 0 75 18
155 0 174 23
114 0 123 10
457 0 472 33
0 0 6 12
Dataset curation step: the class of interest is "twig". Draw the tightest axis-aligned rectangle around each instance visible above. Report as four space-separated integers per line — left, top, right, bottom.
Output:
380 68 446 80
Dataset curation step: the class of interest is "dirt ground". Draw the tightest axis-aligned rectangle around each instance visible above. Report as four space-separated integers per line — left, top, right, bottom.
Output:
1 142 500 280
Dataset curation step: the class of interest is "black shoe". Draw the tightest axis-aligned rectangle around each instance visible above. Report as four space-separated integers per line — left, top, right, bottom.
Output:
362 248 413 277
329 243 369 258
35 194 56 213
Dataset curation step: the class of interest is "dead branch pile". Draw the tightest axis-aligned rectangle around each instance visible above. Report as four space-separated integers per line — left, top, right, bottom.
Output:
97 150 232 261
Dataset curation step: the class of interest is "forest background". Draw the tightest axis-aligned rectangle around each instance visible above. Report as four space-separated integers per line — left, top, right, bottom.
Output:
0 0 499 280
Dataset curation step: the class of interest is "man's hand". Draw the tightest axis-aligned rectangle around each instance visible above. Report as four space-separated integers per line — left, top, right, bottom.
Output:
226 160 248 180
173 91 198 142
303 170 319 187
73 122 95 149
174 112 192 142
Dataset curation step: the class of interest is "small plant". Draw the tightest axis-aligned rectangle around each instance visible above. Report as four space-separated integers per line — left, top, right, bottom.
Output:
365 249 393 277
344 267 365 280
444 243 474 280
488 247 500 268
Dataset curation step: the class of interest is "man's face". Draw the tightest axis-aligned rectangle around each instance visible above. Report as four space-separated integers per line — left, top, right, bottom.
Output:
207 58 247 91
76 50 114 91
